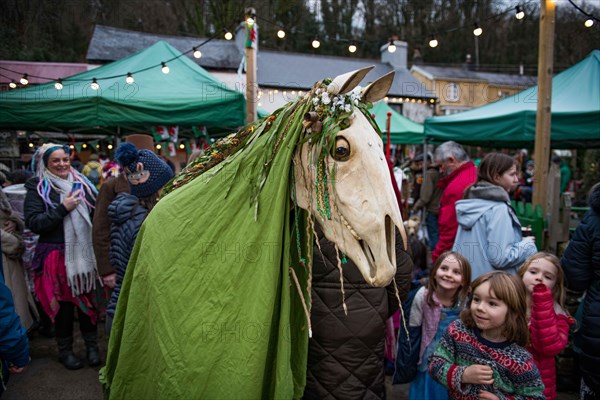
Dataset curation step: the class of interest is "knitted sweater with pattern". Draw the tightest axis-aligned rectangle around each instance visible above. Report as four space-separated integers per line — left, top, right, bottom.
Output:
429 320 545 400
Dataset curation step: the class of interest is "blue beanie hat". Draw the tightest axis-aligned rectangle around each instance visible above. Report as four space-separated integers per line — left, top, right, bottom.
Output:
115 143 174 198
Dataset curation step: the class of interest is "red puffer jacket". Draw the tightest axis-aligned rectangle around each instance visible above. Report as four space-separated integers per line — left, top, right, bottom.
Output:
528 283 575 400
432 161 477 262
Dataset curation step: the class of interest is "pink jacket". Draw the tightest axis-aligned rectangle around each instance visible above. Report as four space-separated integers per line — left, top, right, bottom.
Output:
528 283 575 400
432 161 477 262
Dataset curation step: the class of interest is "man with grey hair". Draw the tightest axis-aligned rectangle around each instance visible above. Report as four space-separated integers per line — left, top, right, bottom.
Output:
431 141 477 262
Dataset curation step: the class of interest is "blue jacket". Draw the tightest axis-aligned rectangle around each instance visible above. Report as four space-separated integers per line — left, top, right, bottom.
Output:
0 280 29 395
107 193 148 318
452 183 536 280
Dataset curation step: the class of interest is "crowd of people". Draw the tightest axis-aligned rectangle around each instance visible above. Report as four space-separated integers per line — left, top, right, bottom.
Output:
0 137 598 400
389 141 597 400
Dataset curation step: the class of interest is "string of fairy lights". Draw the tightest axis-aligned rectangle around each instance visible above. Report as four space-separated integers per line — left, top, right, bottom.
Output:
0 0 597 92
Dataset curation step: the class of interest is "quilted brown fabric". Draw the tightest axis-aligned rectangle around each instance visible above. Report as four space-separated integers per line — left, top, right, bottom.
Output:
304 228 412 400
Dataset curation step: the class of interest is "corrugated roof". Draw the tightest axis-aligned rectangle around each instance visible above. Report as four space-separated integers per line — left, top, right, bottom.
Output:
412 65 537 88
87 25 435 99
86 25 242 69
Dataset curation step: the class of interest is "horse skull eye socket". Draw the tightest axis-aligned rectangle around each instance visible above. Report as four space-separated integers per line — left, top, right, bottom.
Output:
333 137 351 161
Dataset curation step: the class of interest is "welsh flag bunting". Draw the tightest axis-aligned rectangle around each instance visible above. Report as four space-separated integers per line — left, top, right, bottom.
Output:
192 126 209 140
166 142 177 157
153 126 179 143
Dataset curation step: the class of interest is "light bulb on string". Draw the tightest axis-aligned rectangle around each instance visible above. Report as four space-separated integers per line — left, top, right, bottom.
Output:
277 29 286 39
429 35 438 48
91 78 100 90
107 144 113 150
193 47 202 59
312 35 320 49
515 5 525 20
161 62 170 74
584 18 594 28
224 29 233 40
246 17 255 25
348 41 357 53
69 144 75 149
9 80 17 89
473 23 483 36
82 143 88 149
54 79 63 90
28 142 34 148
156 144 162 150
388 39 396 53
179 143 185 149
20 74 29 85
126 73 134 84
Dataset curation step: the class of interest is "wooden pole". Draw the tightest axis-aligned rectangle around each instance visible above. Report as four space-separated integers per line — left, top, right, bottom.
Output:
385 111 392 160
532 0 556 214
245 7 257 124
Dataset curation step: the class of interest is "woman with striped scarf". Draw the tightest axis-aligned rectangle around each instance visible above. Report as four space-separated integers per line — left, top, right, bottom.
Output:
24 143 102 370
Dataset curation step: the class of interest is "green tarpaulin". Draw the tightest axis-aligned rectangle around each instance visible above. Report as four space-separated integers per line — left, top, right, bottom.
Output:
99 100 312 399
424 50 600 148
0 41 246 131
370 101 424 144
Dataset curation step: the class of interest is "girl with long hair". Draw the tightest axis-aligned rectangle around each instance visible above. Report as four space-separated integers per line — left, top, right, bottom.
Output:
429 271 545 399
407 251 471 399
452 152 537 280
518 252 575 400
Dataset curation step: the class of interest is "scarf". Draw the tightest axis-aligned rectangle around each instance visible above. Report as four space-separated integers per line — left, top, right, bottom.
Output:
46 172 100 296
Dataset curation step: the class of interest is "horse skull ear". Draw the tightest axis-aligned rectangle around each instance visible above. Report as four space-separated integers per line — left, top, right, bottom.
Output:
361 71 395 103
327 65 374 96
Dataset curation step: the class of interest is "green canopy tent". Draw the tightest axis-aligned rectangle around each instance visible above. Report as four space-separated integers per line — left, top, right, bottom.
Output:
0 41 246 134
424 50 600 149
370 101 424 145
257 107 270 119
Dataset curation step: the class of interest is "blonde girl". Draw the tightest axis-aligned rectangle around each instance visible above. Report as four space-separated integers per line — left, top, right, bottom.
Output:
408 251 471 399
429 271 545 400
518 252 575 400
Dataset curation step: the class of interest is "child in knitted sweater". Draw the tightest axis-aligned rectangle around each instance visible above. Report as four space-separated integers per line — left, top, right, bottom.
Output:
518 252 575 400
429 271 545 400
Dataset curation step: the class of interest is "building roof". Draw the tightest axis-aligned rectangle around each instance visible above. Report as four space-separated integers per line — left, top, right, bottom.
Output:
0 61 89 85
411 65 537 88
87 25 242 70
87 25 435 99
257 50 433 98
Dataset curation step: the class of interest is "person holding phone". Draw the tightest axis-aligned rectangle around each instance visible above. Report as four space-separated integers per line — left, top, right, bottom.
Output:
24 143 102 370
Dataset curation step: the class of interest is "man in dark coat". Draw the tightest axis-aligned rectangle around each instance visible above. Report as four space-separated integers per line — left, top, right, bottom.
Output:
562 182 600 399
303 227 412 399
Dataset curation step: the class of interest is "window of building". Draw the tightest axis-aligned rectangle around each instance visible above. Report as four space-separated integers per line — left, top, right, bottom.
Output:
445 83 460 102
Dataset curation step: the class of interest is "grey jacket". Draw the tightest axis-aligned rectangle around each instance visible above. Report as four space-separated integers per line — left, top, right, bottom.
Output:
452 182 537 280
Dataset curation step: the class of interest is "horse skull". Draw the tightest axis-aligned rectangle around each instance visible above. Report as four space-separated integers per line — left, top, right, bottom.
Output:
294 69 406 287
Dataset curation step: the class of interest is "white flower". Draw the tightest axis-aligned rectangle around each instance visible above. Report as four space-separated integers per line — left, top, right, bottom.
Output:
313 97 320 105
321 93 331 105
344 104 352 112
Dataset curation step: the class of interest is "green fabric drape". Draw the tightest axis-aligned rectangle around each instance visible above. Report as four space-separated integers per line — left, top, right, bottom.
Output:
100 99 313 399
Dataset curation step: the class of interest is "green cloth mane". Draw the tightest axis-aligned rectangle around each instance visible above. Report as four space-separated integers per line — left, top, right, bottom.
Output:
99 82 376 399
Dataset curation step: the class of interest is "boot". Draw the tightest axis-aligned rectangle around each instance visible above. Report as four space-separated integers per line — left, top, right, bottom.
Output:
56 336 83 370
83 332 101 366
